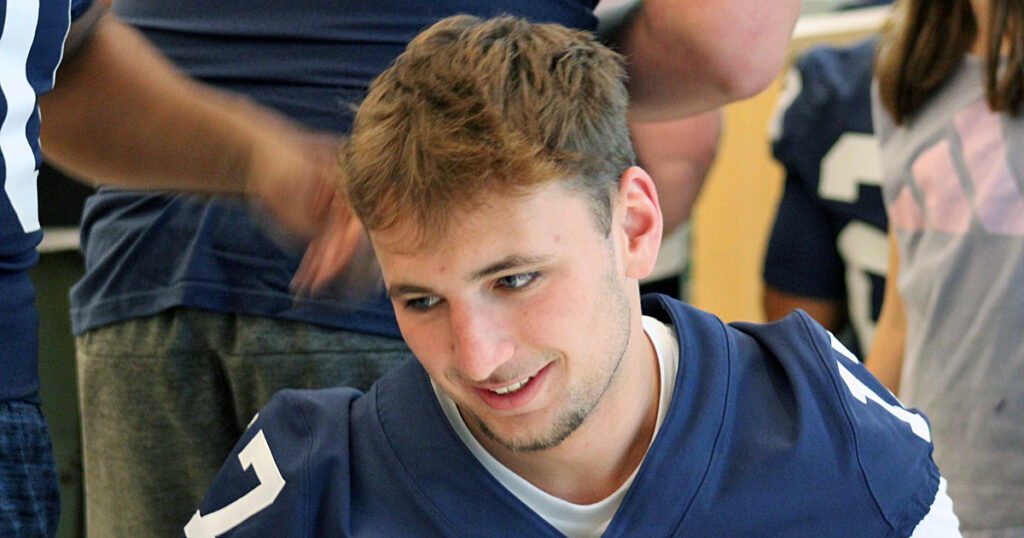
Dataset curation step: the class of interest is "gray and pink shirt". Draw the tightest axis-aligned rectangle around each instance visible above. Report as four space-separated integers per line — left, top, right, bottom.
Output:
874 55 1024 534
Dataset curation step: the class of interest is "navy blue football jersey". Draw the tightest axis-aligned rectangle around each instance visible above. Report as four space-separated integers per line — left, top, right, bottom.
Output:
764 37 890 357
187 295 938 537
1 0 94 401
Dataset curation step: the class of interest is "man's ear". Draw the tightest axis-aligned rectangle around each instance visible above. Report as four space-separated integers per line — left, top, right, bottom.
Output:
616 166 662 280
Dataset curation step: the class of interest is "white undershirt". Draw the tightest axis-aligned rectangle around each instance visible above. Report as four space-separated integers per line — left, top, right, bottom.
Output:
434 316 678 538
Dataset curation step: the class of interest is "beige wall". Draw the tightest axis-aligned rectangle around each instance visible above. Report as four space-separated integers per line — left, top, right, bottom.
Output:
690 80 784 323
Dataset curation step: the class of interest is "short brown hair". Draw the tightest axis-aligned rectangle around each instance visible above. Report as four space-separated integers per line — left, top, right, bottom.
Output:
876 0 1024 124
342 15 634 247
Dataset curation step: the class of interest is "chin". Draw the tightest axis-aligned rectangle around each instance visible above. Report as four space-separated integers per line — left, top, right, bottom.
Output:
476 406 588 453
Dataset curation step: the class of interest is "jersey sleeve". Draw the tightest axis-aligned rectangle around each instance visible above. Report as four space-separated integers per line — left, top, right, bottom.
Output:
797 312 941 536
909 478 961 537
763 56 847 300
764 169 847 299
183 388 362 538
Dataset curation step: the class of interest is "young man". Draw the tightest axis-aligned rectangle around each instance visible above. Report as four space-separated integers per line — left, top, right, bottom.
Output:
188 16 958 537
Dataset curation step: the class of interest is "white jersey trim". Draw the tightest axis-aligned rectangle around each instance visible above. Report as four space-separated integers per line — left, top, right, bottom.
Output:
1 0 44 233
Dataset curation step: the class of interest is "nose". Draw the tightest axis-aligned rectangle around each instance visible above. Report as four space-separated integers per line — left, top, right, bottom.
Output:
448 301 515 382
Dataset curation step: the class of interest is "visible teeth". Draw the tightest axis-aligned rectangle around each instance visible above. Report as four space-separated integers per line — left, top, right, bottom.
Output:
490 376 533 395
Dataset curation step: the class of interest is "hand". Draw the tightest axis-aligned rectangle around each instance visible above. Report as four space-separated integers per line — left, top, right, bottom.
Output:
290 196 384 300
244 129 342 240
242 119 379 298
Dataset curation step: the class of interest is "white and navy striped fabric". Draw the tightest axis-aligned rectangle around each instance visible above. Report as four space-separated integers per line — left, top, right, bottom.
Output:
0 0 93 402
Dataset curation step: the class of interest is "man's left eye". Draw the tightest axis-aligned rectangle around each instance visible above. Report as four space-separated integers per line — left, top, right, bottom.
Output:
496 272 538 290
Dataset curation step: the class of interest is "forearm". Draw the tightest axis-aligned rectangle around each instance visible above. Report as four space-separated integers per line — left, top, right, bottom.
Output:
865 296 905 394
763 286 845 331
629 109 721 230
599 0 800 120
39 12 278 195
865 230 906 394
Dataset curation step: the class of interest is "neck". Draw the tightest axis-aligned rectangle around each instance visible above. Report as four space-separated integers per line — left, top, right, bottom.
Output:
969 0 1009 57
470 315 661 504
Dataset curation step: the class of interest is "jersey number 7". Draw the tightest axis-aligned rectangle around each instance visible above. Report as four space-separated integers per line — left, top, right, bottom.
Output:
184 430 285 538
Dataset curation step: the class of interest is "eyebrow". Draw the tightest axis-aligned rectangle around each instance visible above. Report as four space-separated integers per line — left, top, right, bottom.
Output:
471 254 551 281
386 283 434 299
386 253 552 298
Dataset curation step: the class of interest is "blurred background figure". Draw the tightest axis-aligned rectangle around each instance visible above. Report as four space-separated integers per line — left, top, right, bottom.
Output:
763 0 891 359
869 0 1024 533
3 1 346 535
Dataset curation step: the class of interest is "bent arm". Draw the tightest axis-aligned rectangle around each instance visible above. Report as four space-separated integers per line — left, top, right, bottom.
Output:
597 0 801 121
43 5 263 193
39 5 341 237
629 109 722 231
864 228 906 395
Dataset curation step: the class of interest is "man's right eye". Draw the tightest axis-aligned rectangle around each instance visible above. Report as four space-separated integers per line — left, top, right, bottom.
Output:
405 296 441 311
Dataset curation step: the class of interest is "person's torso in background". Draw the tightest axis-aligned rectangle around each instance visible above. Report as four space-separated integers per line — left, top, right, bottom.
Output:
874 54 1024 531
766 37 888 357
71 0 598 337
1 0 92 401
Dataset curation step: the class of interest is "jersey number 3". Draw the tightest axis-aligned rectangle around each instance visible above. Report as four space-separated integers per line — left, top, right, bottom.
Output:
184 430 285 538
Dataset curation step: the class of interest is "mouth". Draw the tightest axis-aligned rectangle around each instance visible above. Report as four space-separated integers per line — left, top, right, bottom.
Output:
489 374 536 395
473 362 552 411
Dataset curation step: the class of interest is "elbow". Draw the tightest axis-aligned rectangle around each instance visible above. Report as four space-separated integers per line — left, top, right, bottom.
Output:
625 32 791 118
639 0 798 108
704 36 790 104
716 60 783 102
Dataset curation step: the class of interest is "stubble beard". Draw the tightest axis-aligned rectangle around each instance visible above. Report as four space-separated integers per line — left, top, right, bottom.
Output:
472 266 633 453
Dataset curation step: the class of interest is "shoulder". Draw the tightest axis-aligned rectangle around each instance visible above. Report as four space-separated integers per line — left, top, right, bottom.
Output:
730 311 940 534
772 38 877 150
186 388 364 537
253 387 365 441
636 298 940 535
186 360 458 537
731 311 932 447
71 0 95 19
794 38 877 104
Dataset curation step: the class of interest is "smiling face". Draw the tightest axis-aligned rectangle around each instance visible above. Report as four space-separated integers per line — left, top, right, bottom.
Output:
373 178 656 453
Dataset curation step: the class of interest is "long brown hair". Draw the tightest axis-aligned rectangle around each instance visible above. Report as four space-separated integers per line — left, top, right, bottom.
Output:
876 0 1024 124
